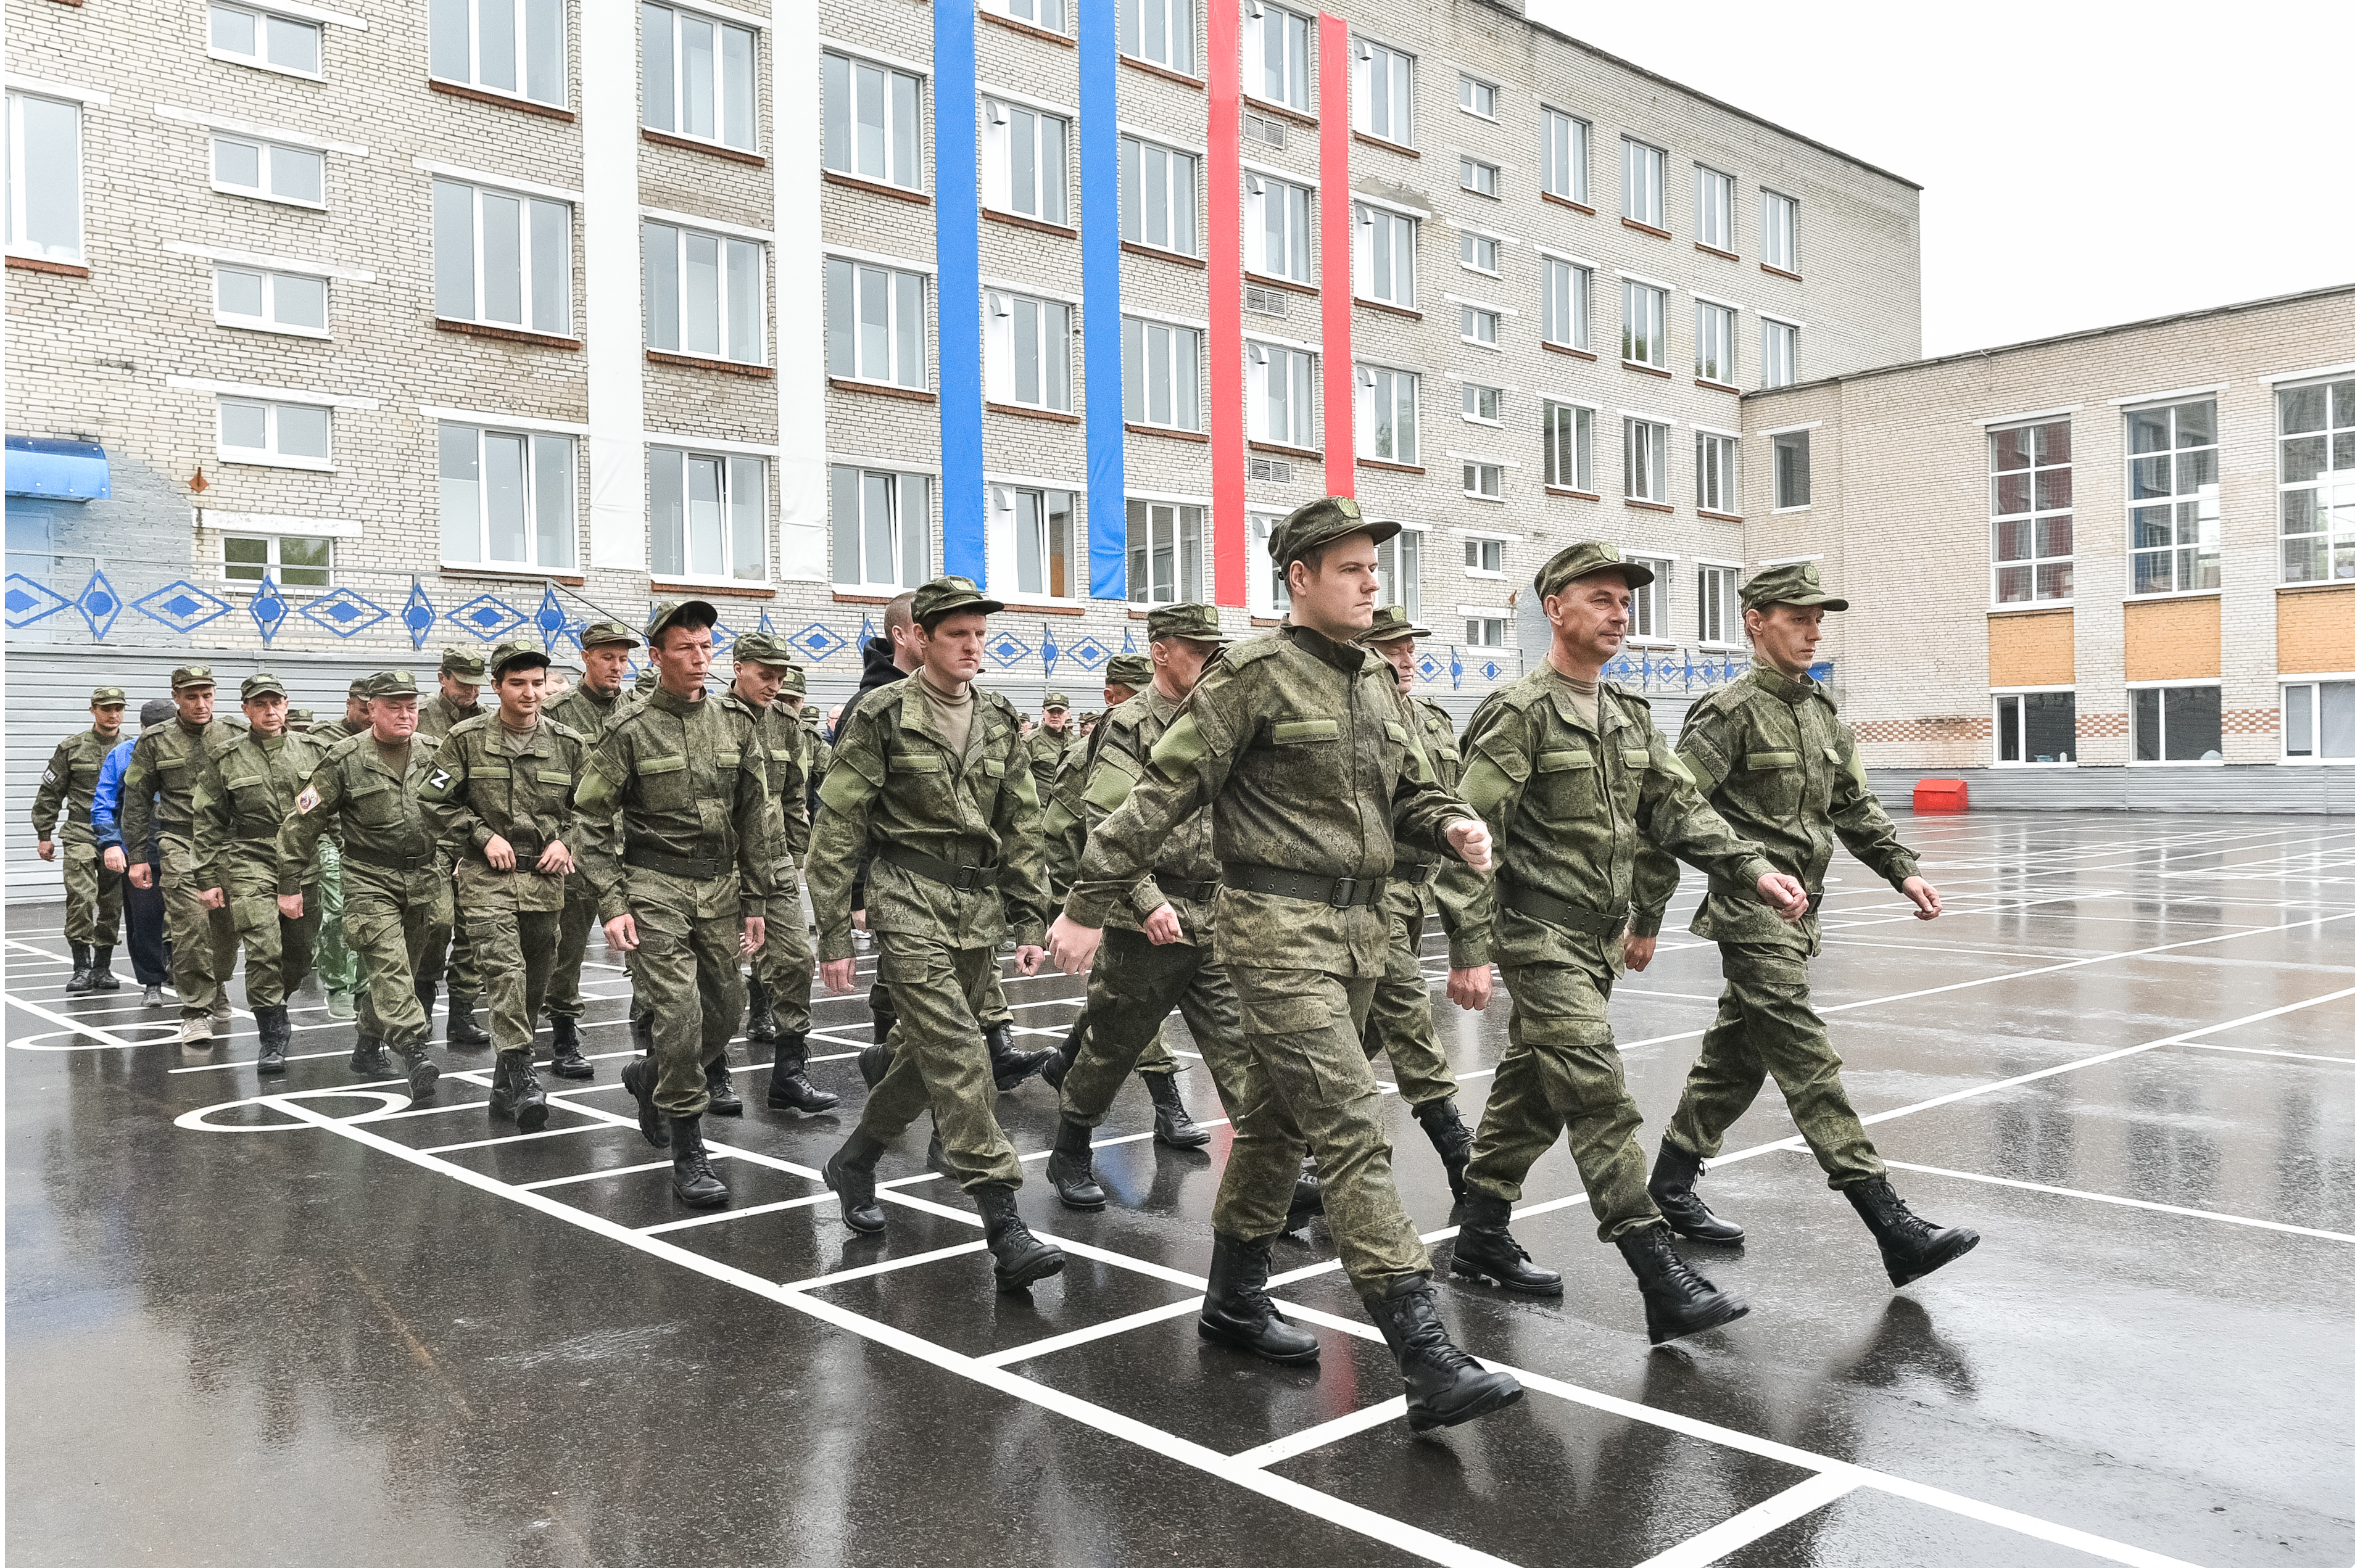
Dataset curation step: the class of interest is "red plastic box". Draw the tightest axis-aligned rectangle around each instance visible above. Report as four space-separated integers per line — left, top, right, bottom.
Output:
1913 778 1970 813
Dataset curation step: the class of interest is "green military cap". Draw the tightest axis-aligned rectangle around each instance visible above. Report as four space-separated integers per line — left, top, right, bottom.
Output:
489 640 551 679
170 664 217 691
1533 540 1655 599
287 708 314 728
439 646 488 679
798 702 821 724
1042 691 1070 711
732 630 793 668
1268 495 1397 567
366 669 420 699
1740 558 1848 613
644 597 719 643
1104 653 1153 688
1145 602 1230 644
634 670 661 693
240 672 287 699
777 664 808 695
89 685 126 706
911 574 1004 626
1359 605 1432 643
579 617 643 650
346 677 372 698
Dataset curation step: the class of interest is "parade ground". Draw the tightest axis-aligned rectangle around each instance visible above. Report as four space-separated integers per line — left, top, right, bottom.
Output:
6 811 2353 1568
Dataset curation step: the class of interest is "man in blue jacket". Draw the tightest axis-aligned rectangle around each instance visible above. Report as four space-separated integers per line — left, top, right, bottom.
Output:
92 699 177 1007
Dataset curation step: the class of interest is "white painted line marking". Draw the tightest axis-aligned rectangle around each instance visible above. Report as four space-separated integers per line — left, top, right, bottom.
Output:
2169 1041 2355 1067
1227 1397 1411 1471
974 1297 1207 1368
519 1158 693 1189
418 1122 616 1154
782 1240 989 1290
1627 1472 1861 1568
1880 1160 2355 1245
639 1190 835 1234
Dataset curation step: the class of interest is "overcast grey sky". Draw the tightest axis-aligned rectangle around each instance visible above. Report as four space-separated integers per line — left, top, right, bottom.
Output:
1523 0 2352 358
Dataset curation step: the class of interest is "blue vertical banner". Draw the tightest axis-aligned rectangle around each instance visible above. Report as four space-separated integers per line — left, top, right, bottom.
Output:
936 0 986 583
1080 0 1127 599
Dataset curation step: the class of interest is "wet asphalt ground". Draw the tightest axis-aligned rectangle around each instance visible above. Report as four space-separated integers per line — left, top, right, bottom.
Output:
6 812 2353 1568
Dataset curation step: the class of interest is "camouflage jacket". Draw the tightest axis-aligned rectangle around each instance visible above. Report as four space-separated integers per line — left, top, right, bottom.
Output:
1026 725 1076 799
33 728 120 846
1393 696 1463 872
574 685 776 925
1061 683 1221 943
415 714 587 914
276 731 446 895
546 682 625 745
120 718 244 850
415 693 484 740
193 729 323 886
724 692 811 865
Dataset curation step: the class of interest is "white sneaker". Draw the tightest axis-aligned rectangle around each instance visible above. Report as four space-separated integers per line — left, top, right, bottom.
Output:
177 1016 213 1047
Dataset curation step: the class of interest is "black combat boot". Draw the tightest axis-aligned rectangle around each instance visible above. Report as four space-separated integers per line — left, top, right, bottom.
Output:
631 1010 652 1054
823 1131 887 1233
254 1004 291 1076
857 1040 892 1088
1413 1096 1472 1202
1845 1175 1980 1287
89 947 119 991
1650 1139 1745 1244
350 1036 396 1078
705 1055 743 1116
766 1033 839 1113
668 1115 729 1207
488 1053 551 1131
1616 1223 1749 1346
973 1182 1065 1291
65 943 93 993
1364 1277 1525 1431
1040 1011 1090 1091
546 1015 594 1079
414 978 438 1032
1145 1072 1212 1148
621 1055 670 1148
925 1126 954 1179
445 992 489 1049
1046 1117 1106 1210
399 1042 440 1104
985 1021 1054 1091
1199 1233 1320 1363
744 978 777 1043
1451 1194 1563 1296
1281 1157 1324 1234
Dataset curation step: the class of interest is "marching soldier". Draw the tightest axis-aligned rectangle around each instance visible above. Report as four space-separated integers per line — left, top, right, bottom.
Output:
416 642 589 1131
1100 654 1149 706
1026 692 1075 804
93 700 176 1007
1641 560 1980 1288
276 671 452 1100
34 685 129 992
812 576 1064 1292
1049 498 1521 1431
305 680 375 1021
540 619 642 1079
417 647 490 1049
120 666 244 1046
192 674 323 1074
574 600 774 1210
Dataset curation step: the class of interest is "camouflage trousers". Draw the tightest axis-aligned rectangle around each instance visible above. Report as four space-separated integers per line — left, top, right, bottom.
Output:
158 832 239 1023
224 861 318 1009
60 836 123 947
435 858 482 1002
312 841 358 994
545 881 600 1021
1361 878 1457 1108
1054 999 1178 1091
1219 966 1427 1293
1666 941 1885 1188
859 931 1021 1190
1059 930 1255 1128
455 866 561 1058
753 858 813 1036
1463 935 1662 1243
346 860 452 1052
627 866 746 1119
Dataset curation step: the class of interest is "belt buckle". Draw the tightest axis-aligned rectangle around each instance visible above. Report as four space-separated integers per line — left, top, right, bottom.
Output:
1329 875 1358 907
952 865 982 892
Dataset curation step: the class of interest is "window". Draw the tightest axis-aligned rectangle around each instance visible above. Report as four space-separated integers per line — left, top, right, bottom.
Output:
822 52 923 190
1459 229 1499 274
644 4 757 152
1465 616 1507 646
1120 0 1196 76
439 423 574 569
2282 680 2355 761
1540 108 1587 205
1459 156 1499 198
1461 382 1500 424
831 466 932 589
1251 511 1290 617
1541 257 1589 350
1377 530 1420 621
1694 165 1732 250
1760 189 1798 272
991 484 1076 600
223 532 334 589
5 93 81 263
220 398 330 468
1622 138 1665 228
1695 431 1737 513
1128 500 1205 603
1249 342 1316 447
1459 74 1496 118
214 265 328 335
1246 3 1310 110
1463 535 1504 576
2131 686 2222 763
652 448 764 582
1695 564 1736 645
1761 318 1798 388
1119 135 1198 256
210 2 321 75
983 99 1068 226
1621 279 1666 369
1994 691 2077 765
644 221 765 365
985 0 1066 33
1695 300 1734 384
1359 366 1418 464
1627 558 1667 640
1462 461 1502 500
1544 402 1592 492
986 291 1072 411
434 179 571 335
2128 398 2219 595
1991 420 2073 604
213 135 325 207
429 0 565 105
2277 378 2355 583
1354 204 1415 307
1352 39 1413 146
824 257 927 389
1773 429 1811 510
1122 317 1201 430
1246 173 1311 283
1624 417 1668 503
1459 303 1499 347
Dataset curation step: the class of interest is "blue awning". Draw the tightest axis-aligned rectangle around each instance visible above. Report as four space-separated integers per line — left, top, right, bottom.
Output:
5 436 110 501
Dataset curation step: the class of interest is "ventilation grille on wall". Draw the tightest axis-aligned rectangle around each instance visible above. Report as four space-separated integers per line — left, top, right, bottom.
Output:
1243 112 1286 150
1248 456 1294 483
1244 286 1288 317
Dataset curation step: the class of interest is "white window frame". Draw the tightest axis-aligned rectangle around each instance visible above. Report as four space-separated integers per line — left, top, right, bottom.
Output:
1621 278 1667 369
825 255 929 389
218 397 333 471
988 482 1080 604
1695 430 1737 514
822 49 925 192
429 0 567 108
1244 2 1310 112
4 91 85 265
1461 532 1506 577
1120 133 1199 257
438 421 577 572
1625 557 1670 643
2280 675 2355 764
1990 417 2074 608
2127 680 2224 766
1245 170 1312 283
207 1 325 80
1249 508 1289 618
1761 188 1799 272
1539 107 1587 205
644 219 767 366
985 289 1074 412
1357 363 1418 465
1122 315 1202 431
1464 614 1508 647
1544 400 1592 493
2275 376 2355 585
1991 686 2079 767
1120 0 1198 78
1694 562 1737 648
1457 228 1499 276
1378 526 1422 622
1460 460 1502 501
1459 380 1501 427
1352 37 1414 149
433 177 574 337
983 0 1067 35
212 133 328 209
1772 428 1811 511
213 263 331 339
1459 301 1500 349
1353 201 1416 308
1695 299 1736 385
1540 255 1589 352
1128 497 1207 606
1459 155 1499 199
831 464 933 590
1761 316 1798 389
1458 72 1497 120
1621 136 1665 228
1694 164 1732 252
1624 416 1668 504
644 2 760 154
1248 339 1317 449
221 529 336 591
983 96 1070 227
2125 397 2220 598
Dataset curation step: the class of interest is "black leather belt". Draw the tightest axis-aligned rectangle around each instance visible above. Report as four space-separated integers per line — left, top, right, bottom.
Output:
1393 856 1442 886
1224 862 1385 909
626 842 722 880
878 843 1001 891
1499 881 1627 937
344 843 436 872
1153 870 1220 902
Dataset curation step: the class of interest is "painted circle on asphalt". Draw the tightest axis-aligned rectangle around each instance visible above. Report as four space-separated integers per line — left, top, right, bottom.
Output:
175 1089 410 1133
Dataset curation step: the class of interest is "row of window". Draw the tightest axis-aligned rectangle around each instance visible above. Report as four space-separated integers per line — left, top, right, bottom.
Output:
1992 683 2355 765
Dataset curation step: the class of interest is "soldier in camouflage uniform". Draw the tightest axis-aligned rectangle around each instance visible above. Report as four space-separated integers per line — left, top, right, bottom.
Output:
276 671 452 1100
540 619 641 1079
121 666 244 1046
1026 693 1076 809
416 647 490 1049
576 600 775 1210
303 680 373 1020
813 577 1065 1293
192 673 323 1073
1051 499 1520 1431
1641 559 1980 1289
33 685 128 992
416 642 589 1131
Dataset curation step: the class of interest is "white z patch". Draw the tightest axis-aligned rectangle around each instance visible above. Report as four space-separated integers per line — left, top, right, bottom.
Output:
428 769 453 791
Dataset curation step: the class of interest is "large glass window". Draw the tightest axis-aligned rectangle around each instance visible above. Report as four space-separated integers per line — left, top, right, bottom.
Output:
991 484 1076 600
2127 398 2219 594
1248 3 1310 109
644 3 756 151
223 532 333 589
1761 318 1798 388
1695 300 1734 384
1695 564 1736 645
214 265 328 334
2278 378 2355 583
1127 500 1205 604
1773 429 1810 508
1120 0 1196 75
1695 431 1737 514
985 291 1072 411
429 0 565 105
983 99 1068 225
1354 204 1415 307
1761 189 1799 271
1628 559 1668 640
1622 137 1665 228
1544 402 1592 492
1119 135 1198 255
1540 108 1587 205
210 2 323 75
830 466 931 588
1246 173 1311 283
1122 317 1200 430
213 134 325 207
1249 342 1316 447
1622 279 1666 369
2282 680 2355 761
1995 691 2077 765
1991 419 2073 604
821 52 922 190
1541 257 1589 350
434 179 573 335
220 398 330 467
4 93 82 263
1694 165 1732 250
1377 530 1420 621
1359 366 1417 464
824 258 927 388
644 221 764 365
1352 39 1413 146
2132 686 2222 763
1624 418 1667 503
439 422 574 569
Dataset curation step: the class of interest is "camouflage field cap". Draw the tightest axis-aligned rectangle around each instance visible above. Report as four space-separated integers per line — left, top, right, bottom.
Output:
579 617 642 650
366 670 420 699
1268 495 1398 566
239 672 287 699
911 575 1004 626
1146 602 1229 643
439 647 488 679
1534 540 1655 598
1104 653 1153 688
1739 559 1848 613
1359 605 1432 643
489 640 551 679
170 664 217 691
288 709 314 728
346 677 373 698
644 598 719 643
777 664 808 695
732 630 794 668
89 686 126 706
1041 691 1070 711
799 702 821 724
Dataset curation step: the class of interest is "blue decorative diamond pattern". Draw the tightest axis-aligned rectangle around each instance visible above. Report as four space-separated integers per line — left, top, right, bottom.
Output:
534 585 569 651
402 582 437 649
75 570 122 640
708 619 736 655
788 622 846 662
298 587 389 639
4 573 70 629
1415 654 1442 683
1063 635 1109 671
1447 648 1464 691
1040 625 1060 679
249 576 288 646
445 592 526 642
756 609 776 638
134 579 231 634
986 631 1032 668
1480 659 1502 682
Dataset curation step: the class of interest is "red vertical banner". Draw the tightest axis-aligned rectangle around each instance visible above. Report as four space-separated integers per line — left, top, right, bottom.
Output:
1207 0 1246 606
1318 11 1354 495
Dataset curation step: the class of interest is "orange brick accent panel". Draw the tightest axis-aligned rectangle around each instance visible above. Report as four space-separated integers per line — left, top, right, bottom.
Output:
1987 609 2074 686
1853 716 1993 745
2079 712 2128 738
2222 708 2279 736
2277 585 2355 674
2123 596 2220 680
